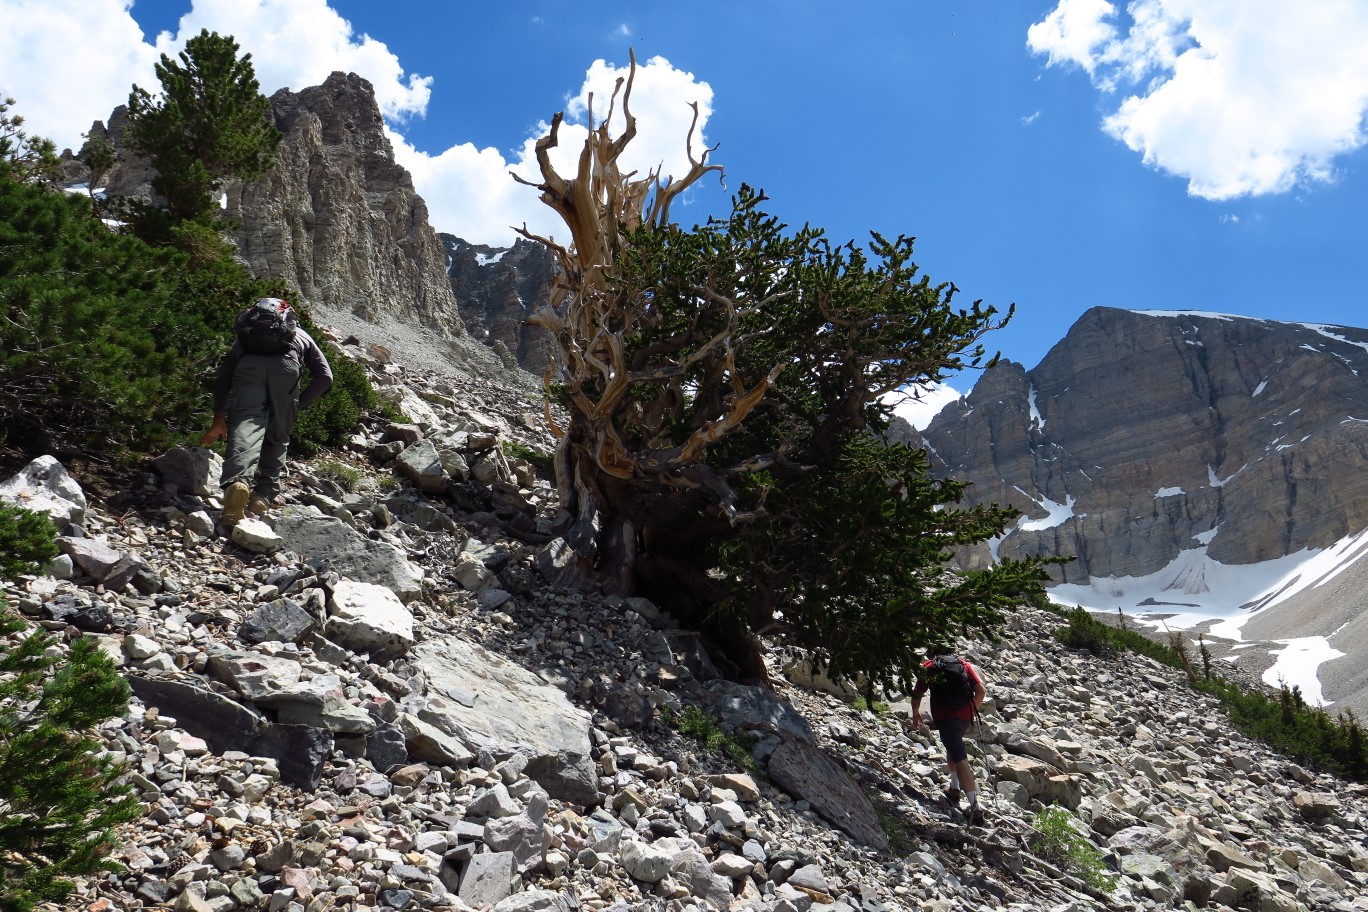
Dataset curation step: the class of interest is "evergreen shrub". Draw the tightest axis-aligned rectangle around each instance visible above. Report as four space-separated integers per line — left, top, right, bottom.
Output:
1054 605 1368 781
0 615 141 911
0 505 58 580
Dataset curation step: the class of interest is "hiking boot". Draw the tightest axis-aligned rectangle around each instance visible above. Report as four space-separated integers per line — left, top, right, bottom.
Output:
220 481 251 529
943 788 963 808
964 804 985 825
247 493 273 516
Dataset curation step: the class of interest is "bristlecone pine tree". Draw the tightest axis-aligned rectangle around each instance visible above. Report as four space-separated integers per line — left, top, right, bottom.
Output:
514 52 1051 689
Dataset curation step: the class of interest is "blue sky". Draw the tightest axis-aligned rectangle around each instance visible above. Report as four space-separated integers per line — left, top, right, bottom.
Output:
4 0 1368 411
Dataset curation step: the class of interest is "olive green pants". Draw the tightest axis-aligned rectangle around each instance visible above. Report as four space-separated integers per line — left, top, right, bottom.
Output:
220 354 300 499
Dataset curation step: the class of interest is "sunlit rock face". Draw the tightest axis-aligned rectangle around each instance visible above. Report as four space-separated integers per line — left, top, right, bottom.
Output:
441 235 557 374
922 306 1368 585
226 72 464 335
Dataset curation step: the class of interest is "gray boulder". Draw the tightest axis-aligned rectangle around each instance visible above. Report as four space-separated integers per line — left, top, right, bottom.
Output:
326 579 415 660
127 675 332 790
239 598 316 645
412 636 599 806
396 439 448 492
0 455 86 527
273 507 424 602
152 446 224 496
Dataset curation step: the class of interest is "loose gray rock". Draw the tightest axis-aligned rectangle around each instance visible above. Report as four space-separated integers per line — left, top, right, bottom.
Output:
412 636 598 806
326 579 415 660
153 446 224 497
458 850 515 907
239 598 316 645
274 507 424 602
0 455 87 526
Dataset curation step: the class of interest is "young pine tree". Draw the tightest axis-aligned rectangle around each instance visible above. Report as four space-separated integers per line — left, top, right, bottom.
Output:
0 508 139 910
125 29 281 232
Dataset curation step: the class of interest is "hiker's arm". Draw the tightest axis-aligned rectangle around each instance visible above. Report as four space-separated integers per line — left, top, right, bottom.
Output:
203 345 240 444
972 679 986 711
909 682 927 725
201 411 229 444
297 335 334 408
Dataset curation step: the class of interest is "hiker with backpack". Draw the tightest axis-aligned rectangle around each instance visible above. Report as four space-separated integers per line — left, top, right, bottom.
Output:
911 653 987 822
201 298 332 528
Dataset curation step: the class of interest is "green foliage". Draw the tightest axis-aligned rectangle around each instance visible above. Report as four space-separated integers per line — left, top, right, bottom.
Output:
0 506 58 582
1195 676 1368 780
0 613 142 911
314 457 364 493
851 695 889 715
1056 607 1120 657
718 430 1049 693
0 99 59 186
662 706 758 774
1029 806 1116 892
0 167 280 458
289 333 381 456
125 29 281 232
501 440 555 478
0 168 195 455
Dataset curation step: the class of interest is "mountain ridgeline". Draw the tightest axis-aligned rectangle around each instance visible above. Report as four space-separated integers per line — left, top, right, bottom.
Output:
920 307 1368 584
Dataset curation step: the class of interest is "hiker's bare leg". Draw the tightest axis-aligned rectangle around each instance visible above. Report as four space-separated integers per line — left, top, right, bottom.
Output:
953 759 976 794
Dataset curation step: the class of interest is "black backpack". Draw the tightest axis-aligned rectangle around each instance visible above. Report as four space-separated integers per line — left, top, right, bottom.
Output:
235 297 298 354
927 655 976 709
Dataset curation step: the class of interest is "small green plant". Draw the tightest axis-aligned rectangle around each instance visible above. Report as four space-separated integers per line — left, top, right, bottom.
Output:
315 457 363 493
874 803 916 855
663 705 758 774
290 334 383 456
0 613 142 911
1056 607 1118 657
0 504 58 580
502 440 555 478
1029 805 1115 892
852 695 889 714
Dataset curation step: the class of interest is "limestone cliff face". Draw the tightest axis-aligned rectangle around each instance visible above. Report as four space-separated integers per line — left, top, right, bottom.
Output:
440 235 556 373
77 72 465 338
923 307 1368 583
226 73 463 334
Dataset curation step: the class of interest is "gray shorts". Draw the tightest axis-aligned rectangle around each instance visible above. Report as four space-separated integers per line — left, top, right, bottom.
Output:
935 717 973 763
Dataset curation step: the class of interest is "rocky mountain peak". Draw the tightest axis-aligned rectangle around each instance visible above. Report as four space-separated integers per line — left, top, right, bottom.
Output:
227 72 463 336
441 234 558 374
924 305 1368 712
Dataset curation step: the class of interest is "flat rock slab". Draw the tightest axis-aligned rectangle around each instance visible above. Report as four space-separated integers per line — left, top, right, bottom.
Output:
766 737 889 851
127 675 332 790
412 636 599 807
273 507 424 602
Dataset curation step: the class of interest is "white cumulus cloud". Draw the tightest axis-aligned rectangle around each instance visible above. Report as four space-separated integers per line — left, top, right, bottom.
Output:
1027 0 1368 199
392 54 716 246
0 0 429 150
1 0 713 246
885 383 963 431
0 0 159 150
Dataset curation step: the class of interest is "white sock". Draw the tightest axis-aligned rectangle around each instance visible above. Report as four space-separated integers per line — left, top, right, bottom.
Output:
949 774 961 790
966 789 978 806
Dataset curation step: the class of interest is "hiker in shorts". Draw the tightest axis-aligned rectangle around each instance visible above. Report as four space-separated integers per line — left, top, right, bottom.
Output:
911 653 987 822
201 298 332 528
